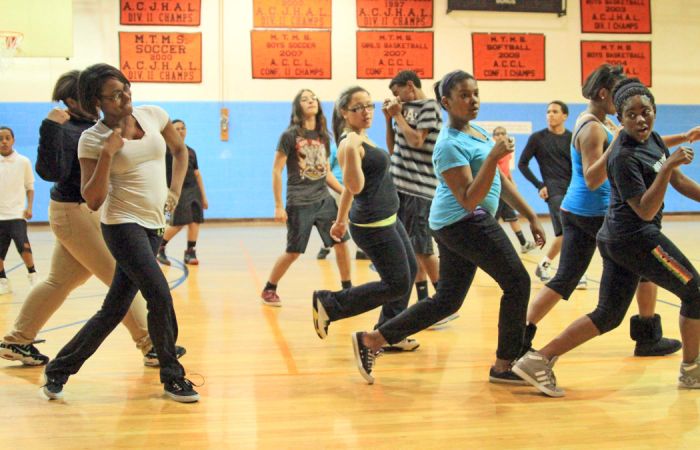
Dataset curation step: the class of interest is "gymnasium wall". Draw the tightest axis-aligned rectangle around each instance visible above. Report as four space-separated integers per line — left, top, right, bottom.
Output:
0 0 699 221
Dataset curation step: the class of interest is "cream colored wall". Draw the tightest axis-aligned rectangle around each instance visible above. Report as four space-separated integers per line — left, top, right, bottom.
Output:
1 0 698 104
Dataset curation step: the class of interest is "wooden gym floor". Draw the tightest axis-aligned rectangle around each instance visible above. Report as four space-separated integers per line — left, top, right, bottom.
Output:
1 218 699 449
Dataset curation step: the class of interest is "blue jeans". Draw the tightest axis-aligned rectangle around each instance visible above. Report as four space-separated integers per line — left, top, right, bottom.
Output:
45 223 184 384
321 220 417 328
378 212 530 361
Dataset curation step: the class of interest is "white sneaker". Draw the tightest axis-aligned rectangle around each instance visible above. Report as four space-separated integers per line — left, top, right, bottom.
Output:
679 357 700 389
535 263 552 282
520 241 536 254
0 278 11 295
576 275 587 290
27 272 39 286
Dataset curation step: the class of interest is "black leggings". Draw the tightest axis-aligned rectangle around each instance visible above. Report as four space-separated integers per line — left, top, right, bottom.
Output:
377 212 530 361
590 231 700 333
45 223 184 384
320 220 417 328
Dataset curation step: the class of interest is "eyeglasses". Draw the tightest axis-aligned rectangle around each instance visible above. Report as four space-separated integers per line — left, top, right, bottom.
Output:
100 85 131 103
347 103 375 113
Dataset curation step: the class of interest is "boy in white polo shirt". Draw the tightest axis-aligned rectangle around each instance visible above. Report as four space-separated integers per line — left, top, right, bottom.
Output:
0 126 38 295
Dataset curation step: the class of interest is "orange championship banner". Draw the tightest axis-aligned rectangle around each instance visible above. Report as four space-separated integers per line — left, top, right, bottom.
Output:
119 32 202 83
357 0 433 28
472 33 545 81
581 0 651 34
253 0 331 28
251 30 331 79
120 0 201 26
581 41 652 86
357 31 433 79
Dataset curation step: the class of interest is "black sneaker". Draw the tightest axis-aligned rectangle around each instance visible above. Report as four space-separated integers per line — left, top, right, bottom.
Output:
156 247 171 266
316 247 330 260
164 377 200 403
0 341 49 366
352 332 379 384
42 374 64 400
489 366 528 385
312 290 331 339
143 345 187 367
355 250 369 260
184 249 199 265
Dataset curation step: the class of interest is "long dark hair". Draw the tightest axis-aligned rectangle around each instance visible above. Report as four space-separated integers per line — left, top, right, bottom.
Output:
332 86 369 145
52 70 80 103
78 63 130 116
289 89 331 154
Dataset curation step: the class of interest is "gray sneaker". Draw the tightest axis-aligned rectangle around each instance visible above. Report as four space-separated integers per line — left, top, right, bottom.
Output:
679 357 700 389
512 351 564 397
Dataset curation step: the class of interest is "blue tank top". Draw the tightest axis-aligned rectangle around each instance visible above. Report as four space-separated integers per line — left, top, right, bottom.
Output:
560 121 613 217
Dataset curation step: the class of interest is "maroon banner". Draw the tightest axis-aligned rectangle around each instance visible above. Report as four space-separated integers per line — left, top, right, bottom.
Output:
356 31 433 79
581 41 652 86
580 0 651 34
357 0 433 28
120 0 201 26
472 33 545 81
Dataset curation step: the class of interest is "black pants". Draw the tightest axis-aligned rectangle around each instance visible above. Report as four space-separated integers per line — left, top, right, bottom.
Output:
321 220 416 328
45 223 184 384
378 212 530 361
590 231 700 333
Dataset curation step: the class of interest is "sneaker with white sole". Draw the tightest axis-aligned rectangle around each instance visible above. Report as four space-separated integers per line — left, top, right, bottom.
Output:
312 290 331 339
512 351 564 397
156 247 171 266
576 275 588 290
382 338 420 352
520 241 536 254
352 332 379 384
143 345 187 367
164 377 200 403
260 289 281 307
27 272 39 286
679 357 700 389
0 341 49 365
430 313 460 329
41 373 64 400
489 366 528 385
0 278 11 295
535 263 552 282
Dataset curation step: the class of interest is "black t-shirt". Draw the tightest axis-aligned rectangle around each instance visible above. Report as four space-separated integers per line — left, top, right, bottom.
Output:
349 141 400 224
277 127 331 206
518 128 573 198
166 145 199 189
598 130 669 242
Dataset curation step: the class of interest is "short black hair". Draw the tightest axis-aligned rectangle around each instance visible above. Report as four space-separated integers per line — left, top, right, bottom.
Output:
433 70 475 111
549 100 569 116
0 126 14 138
52 70 81 103
492 126 507 136
582 64 625 101
389 70 421 89
78 63 130 116
611 77 655 120
172 119 185 126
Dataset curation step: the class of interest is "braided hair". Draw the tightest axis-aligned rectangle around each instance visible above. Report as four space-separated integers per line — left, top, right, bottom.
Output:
611 77 655 121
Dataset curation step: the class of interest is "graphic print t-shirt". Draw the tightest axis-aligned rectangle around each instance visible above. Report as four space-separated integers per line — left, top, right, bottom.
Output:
277 127 330 206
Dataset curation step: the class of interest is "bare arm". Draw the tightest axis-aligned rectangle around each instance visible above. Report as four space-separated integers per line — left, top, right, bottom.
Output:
662 126 700 147
578 122 615 190
338 134 365 195
393 113 430 149
499 172 546 247
161 122 187 197
272 151 287 221
670 166 700 202
194 169 208 209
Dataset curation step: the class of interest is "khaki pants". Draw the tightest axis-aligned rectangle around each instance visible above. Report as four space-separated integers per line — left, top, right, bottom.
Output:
3 201 151 354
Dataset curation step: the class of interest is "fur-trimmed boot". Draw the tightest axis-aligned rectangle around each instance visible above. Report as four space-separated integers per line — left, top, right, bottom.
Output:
630 314 682 357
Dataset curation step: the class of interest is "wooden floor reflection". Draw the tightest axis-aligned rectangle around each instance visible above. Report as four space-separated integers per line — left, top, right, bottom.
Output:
1 218 699 449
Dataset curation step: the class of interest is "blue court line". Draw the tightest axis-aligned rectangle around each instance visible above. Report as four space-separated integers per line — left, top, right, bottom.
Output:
0 258 189 334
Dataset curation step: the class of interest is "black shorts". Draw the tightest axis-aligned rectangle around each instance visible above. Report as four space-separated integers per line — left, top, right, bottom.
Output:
495 198 518 222
170 186 204 226
397 192 434 255
546 194 564 237
286 196 349 253
0 219 30 259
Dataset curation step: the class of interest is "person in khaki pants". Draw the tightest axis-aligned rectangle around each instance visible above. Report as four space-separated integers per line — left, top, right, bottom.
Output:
0 70 185 367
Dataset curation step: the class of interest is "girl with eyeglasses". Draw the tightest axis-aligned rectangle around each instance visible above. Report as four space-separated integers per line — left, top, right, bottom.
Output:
312 86 421 364
42 63 199 403
346 71 545 385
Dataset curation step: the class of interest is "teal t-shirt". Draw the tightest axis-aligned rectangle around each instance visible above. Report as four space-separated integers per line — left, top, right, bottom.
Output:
429 125 501 230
